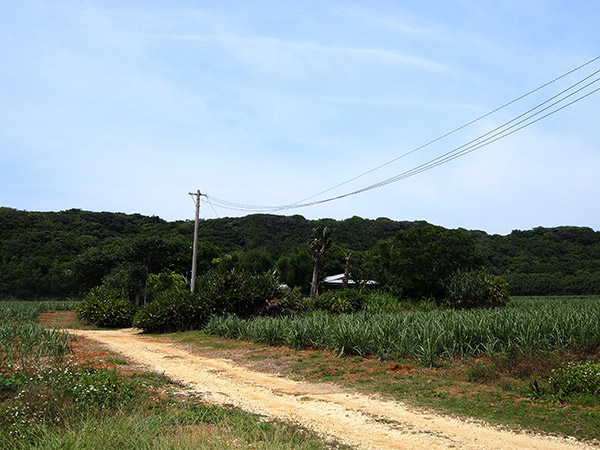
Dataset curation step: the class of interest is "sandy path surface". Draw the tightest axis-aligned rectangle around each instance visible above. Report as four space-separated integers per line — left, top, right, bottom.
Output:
68 328 596 450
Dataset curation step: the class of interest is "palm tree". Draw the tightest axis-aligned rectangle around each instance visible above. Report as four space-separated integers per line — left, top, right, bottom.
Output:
309 226 332 301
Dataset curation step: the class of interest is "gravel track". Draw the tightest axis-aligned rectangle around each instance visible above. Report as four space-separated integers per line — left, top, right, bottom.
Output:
67 328 597 450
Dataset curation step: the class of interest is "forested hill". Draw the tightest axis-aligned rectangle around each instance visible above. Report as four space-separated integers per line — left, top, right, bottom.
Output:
0 208 415 298
1 207 599 298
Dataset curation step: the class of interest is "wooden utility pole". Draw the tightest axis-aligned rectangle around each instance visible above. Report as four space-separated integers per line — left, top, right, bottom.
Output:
189 190 202 292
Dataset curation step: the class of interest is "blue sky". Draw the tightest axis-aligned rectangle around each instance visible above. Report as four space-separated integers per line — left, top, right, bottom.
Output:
1 0 598 235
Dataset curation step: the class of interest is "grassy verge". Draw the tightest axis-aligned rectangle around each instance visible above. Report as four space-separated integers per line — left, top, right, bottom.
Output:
39 404 348 450
1 365 350 450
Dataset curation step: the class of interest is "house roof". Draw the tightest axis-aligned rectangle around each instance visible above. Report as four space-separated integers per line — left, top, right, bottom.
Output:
322 274 378 285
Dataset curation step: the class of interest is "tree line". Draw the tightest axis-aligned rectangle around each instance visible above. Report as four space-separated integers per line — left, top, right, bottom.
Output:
1 207 599 299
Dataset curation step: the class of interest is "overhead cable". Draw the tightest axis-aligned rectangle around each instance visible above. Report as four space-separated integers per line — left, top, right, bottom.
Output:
206 57 600 213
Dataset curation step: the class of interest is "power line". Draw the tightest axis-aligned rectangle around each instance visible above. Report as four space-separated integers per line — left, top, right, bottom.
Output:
206 57 600 213
338 85 600 199
204 195 221 218
208 82 599 212
209 80 600 211
342 77 600 193
287 55 600 207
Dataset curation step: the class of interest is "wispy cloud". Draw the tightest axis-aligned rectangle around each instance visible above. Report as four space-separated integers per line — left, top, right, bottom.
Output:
146 32 449 74
326 2 437 38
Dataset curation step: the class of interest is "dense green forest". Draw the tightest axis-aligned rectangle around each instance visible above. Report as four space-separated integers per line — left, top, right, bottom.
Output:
0 207 599 299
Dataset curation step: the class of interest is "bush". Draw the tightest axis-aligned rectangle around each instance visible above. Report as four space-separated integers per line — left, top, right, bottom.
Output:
196 270 283 318
134 270 288 333
549 361 600 400
78 286 139 328
259 287 307 317
444 270 510 308
146 271 185 301
133 287 211 333
313 289 367 313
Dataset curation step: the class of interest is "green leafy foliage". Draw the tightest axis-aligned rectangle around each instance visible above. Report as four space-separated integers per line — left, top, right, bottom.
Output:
259 287 307 317
196 270 283 318
132 285 209 333
134 270 289 333
444 270 510 308
549 361 600 400
2 207 600 300
361 291 402 313
371 225 484 301
205 296 600 364
78 286 139 328
313 290 367 313
483 226 600 295
276 245 313 290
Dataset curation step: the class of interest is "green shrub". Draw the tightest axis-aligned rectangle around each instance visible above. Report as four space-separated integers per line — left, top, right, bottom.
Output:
133 271 208 333
134 270 289 333
549 361 600 400
146 271 185 301
196 270 283 318
133 287 211 333
313 290 367 313
260 287 307 317
78 286 139 328
444 270 510 308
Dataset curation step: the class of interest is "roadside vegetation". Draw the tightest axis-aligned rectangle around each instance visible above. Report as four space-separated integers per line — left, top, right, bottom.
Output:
0 301 351 449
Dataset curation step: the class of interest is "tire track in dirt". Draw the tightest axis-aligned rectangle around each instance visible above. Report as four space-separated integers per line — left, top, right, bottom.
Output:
67 328 597 450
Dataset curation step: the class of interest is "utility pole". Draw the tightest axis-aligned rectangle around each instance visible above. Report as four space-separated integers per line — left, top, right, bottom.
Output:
189 190 203 293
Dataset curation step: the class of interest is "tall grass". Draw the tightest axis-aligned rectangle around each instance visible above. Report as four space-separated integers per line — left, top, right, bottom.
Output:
0 300 80 323
204 296 600 365
33 402 345 450
0 301 74 371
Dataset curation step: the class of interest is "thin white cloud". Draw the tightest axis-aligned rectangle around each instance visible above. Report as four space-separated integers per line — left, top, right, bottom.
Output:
326 2 438 38
320 95 478 110
145 32 449 74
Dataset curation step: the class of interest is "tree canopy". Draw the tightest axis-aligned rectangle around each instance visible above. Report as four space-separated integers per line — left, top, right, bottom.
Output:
370 225 484 300
1 207 599 299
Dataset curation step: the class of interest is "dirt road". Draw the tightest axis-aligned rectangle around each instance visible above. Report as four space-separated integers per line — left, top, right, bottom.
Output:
67 328 596 450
